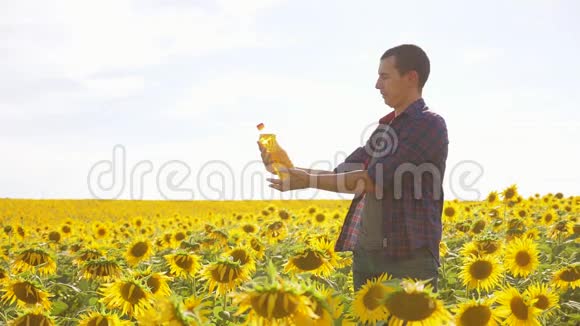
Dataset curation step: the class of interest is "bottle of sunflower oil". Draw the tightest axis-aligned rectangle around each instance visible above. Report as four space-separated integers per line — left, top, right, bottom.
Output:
257 123 293 179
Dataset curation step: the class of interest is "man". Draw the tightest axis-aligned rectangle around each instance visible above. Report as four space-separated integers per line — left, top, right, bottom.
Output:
258 44 448 293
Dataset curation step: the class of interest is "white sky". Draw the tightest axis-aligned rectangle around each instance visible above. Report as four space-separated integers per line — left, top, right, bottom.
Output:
1 0 579 200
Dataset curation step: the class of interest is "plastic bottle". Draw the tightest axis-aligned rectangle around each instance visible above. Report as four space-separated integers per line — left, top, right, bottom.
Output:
257 123 293 178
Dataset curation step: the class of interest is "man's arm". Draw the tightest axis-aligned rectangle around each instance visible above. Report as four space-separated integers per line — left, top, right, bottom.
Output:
268 168 375 195
294 167 334 175
311 170 375 195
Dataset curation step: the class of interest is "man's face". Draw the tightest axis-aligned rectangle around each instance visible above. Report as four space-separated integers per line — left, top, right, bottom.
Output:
375 56 414 108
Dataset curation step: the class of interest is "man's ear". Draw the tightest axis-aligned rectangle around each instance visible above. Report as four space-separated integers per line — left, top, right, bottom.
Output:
405 70 419 87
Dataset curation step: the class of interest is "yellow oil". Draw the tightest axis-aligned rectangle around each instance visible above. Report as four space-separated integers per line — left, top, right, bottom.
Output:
258 133 293 178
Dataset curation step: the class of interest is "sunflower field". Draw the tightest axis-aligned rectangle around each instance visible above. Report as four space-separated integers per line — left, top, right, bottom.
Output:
0 185 578 325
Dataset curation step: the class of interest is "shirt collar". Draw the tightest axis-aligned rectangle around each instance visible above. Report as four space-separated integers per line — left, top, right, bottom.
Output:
378 98 426 124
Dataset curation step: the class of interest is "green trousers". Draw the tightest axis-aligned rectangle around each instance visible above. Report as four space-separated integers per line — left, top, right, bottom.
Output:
352 247 439 293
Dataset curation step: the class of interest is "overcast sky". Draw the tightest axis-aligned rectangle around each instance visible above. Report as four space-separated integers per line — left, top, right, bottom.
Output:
1 0 578 201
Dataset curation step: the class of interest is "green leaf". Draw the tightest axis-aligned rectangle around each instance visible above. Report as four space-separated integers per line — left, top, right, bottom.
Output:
88 297 99 306
51 301 68 315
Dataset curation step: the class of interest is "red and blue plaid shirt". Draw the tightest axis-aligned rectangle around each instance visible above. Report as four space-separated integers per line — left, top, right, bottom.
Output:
333 98 448 264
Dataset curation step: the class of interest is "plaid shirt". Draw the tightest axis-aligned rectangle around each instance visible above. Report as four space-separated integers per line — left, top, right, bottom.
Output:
334 98 448 264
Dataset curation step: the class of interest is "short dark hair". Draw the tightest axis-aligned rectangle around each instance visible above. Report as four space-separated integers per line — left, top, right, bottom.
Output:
381 44 430 89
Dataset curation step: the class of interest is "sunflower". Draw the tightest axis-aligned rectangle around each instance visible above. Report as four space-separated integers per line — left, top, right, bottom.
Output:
60 223 73 238
78 311 130 326
294 286 343 325
241 223 259 235
523 228 540 241
74 248 103 266
278 209 291 220
504 237 539 278
548 220 569 239
567 220 580 237
502 184 518 202
552 263 580 289
47 230 61 243
231 282 316 325
540 210 557 226
495 286 541 326
164 252 201 279
12 248 57 276
523 283 559 317
8 309 55 326
201 258 251 295
174 231 187 243
454 298 499 326
93 222 111 240
383 279 451 326
284 246 334 277
352 273 392 324
183 295 212 325
131 216 145 229
458 255 503 292
80 259 123 282
133 268 172 298
311 237 351 269
223 246 256 274
0 267 8 284
486 191 499 205
125 238 153 266
313 212 327 224
208 229 229 247
442 203 458 222
460 239 502 258
137 297 193 326
248 237 265 260
99 279 155 317
439 241 449 258
262 221 287 243
1 279 52 311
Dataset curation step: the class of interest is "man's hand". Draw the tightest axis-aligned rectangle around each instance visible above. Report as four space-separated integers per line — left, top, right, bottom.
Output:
257 141 292 174
267 168 311 192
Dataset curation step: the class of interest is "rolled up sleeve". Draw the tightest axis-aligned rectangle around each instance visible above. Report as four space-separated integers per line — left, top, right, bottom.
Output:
333 146 368 173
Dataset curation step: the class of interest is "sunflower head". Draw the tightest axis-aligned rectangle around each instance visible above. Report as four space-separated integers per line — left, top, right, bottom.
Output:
202 258 251 295
524 283 559 317
183 295 212 324
294 285 343 325
504 237 539 278
13 248 57 276
78 311 130 326
81 259 123 282
8 309 55 326
495 286 541 325
231 281 315 325
224 247 256 273
99 278 154 317
133 268 172 298
459 255 503 292
353 273 393 325
553 263 580 289
1 279 52 311
74 248 103 266
125 238 153 266
137 297 193 326
383 279 452 325
502 184 519 202
164 252 201 279
454 298 499 326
